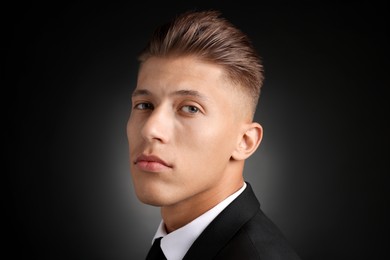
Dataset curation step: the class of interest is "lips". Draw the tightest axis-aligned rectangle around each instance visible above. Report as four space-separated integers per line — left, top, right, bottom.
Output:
134 154 172 172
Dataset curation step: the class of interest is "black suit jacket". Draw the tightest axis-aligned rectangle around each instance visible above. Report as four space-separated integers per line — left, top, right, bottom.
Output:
182 182 302 260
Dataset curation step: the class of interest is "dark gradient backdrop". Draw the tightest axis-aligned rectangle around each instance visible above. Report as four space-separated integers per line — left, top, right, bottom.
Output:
12 1 387 260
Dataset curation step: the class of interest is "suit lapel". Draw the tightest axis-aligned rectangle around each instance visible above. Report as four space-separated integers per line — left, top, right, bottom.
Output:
183 182 260 260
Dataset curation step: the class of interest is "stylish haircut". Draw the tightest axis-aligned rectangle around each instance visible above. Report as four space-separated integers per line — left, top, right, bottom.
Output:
138 10 264 115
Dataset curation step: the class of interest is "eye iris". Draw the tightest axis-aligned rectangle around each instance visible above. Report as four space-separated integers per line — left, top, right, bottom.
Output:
186 106 198 113
136 103 152 110
190 106 198 113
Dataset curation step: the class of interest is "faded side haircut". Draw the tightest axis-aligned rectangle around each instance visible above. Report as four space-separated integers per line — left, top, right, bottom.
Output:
138 10 264 116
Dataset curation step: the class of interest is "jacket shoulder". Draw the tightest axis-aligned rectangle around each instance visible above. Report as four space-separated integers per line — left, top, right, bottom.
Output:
215 209 302 260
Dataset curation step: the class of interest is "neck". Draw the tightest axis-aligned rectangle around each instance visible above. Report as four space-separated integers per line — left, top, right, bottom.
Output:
161 168 244 233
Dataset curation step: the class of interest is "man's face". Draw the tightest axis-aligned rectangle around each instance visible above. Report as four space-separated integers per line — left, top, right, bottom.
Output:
127 56 246 208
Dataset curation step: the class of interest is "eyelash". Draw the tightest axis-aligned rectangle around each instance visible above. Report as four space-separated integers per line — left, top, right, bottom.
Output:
133 102 201 114
134 102 154 110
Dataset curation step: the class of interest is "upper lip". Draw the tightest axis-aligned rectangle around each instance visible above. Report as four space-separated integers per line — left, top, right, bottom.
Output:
134 154 172 167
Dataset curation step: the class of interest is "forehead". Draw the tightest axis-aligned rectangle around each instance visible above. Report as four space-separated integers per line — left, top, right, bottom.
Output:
136 56 229 95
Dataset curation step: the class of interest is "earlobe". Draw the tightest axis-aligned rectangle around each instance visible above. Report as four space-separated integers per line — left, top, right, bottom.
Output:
231 122 263 161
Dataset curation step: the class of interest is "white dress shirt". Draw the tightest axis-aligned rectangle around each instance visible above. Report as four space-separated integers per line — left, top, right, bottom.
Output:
151 182 247 260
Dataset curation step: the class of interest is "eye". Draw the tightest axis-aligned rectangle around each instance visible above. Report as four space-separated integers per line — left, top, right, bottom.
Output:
181 105 200 114
134 102 154 110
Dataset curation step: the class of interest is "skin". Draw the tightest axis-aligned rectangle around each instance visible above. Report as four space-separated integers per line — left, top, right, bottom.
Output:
127 56 262 233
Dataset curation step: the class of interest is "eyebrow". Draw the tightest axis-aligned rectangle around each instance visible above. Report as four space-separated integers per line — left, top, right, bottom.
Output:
132 89 208 101
132 89 151 97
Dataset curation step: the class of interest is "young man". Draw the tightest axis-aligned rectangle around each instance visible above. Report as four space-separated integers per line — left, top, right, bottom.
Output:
127 10 301 260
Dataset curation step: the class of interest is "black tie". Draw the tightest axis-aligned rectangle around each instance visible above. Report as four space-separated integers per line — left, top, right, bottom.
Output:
146 237 166 260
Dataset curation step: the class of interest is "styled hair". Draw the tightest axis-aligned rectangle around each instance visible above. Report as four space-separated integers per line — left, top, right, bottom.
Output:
138 10 264 115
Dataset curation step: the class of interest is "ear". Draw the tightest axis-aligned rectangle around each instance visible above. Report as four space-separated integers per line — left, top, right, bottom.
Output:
231 122 263 161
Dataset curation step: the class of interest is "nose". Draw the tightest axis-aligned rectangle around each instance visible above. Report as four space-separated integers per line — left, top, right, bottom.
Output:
141 106 171 143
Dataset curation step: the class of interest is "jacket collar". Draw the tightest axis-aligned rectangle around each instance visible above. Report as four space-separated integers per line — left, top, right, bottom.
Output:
183 182 260 259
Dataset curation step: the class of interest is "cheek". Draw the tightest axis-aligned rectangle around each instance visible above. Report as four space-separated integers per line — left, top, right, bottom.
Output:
126 114 133 135
126 116 143 158
127 115 140 141
179 120 236 168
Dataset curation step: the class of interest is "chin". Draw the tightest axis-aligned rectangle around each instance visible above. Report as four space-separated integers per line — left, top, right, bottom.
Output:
137 194 179 207
137 196 163 207
134 183 174 207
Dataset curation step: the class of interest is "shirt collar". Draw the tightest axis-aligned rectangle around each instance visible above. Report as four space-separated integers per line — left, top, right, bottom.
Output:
151 182 247 260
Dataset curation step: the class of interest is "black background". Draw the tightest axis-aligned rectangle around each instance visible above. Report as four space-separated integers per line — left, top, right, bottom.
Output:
11 1 388 259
